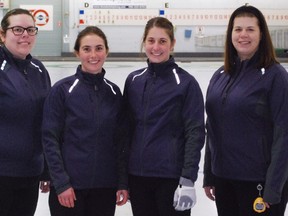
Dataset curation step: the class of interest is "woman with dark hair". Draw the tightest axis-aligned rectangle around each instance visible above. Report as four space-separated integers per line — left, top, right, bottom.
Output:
0 8 51 216
42 26 128 216
124 17 205 216
203 5 288 216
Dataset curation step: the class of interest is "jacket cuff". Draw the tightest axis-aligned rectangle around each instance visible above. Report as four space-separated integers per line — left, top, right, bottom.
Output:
263 185 281 204
55 182 72 195
203 172 216 187
179 176 194 187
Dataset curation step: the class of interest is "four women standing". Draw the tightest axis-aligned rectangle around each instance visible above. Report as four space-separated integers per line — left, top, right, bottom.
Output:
1 5 287 216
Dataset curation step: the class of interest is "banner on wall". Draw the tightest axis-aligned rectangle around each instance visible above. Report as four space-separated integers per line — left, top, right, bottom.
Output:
82 0 147 9
78 8 288 26
20 5 53 31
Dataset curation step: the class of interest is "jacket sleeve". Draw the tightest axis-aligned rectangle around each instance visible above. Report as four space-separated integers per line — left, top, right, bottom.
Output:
203 119 216 187
115 89 129 190
42 85 72 195
39 156 51 181
181 77 205 182
39 63 51 181
263 66 288 204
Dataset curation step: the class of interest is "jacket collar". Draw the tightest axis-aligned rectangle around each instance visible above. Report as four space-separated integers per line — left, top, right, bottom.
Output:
2 45 32 73
147 56 177 77
76 65 105 87
233 51 260 70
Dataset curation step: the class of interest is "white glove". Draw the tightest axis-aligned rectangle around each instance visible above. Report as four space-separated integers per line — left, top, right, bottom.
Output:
173 177 196 211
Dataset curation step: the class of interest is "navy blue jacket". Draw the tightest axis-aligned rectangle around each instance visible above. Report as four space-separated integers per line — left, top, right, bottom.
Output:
0 46 51 177
124 57 205 182
204 55 288 204
42 66 127 195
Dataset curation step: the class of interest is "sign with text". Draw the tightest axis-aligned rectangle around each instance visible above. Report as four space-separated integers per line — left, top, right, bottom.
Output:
78 8 288 26
82 0 146 9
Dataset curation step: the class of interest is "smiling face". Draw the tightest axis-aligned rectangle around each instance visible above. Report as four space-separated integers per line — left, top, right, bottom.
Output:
143 26 175 63
0 14 36 59
232 16 261 61
75 34 108 74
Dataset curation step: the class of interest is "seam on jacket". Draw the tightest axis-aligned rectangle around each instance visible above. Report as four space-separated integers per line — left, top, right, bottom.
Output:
0 60 7 70
30 61 42 73
104 79 117 95
69 79 79 93
132 68 147 81
173 68 180 85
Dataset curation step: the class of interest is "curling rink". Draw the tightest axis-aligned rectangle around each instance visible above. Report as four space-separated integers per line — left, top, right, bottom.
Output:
35 60 288 216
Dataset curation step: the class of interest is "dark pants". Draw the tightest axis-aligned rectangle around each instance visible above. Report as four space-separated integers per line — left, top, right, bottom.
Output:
129 175 191 216
0 176 40 216
215 177 288 216
49 187 117 216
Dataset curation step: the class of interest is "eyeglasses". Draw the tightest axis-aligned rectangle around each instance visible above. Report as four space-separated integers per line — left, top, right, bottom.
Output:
6 26 38 36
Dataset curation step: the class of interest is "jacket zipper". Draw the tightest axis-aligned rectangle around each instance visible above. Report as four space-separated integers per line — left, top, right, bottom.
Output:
140 72 156 175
